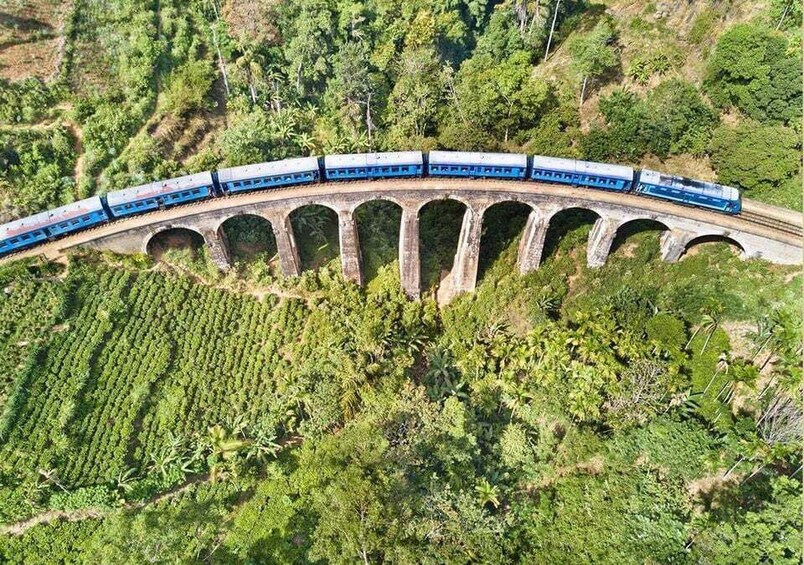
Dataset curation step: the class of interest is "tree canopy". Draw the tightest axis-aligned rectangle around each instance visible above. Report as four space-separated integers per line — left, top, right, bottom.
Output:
705 24 802 125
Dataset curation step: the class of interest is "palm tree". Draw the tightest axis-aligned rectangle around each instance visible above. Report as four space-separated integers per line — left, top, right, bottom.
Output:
685 307 723 353
293 132 316 155
474 478 501 509
245 427 281 464
37 467 69 493
234 49 266 105
425 346 467 401
207 424 250 482
702 352 730 395
264 67 285 112
113 467 138 494
271 109 298 140
534 292 560 318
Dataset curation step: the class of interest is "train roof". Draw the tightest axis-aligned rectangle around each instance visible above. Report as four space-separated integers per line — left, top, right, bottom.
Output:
429 151 528 168
106 172 214 207
1 196 105 239
324 152 423 169
217 157 320 183
531 155 634 180
640 169 740 201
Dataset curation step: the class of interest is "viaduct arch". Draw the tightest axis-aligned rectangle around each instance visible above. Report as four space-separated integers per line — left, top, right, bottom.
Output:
12 179 802 300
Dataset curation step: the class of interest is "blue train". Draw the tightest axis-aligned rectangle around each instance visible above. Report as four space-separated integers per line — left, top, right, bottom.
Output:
0 151 742 257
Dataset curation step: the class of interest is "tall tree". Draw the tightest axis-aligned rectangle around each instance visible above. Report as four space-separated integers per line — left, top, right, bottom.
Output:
448 51 554 144
282 0 336 96
326 42 375 146
385 46 444 145
567 20 619 105
705 24 802 124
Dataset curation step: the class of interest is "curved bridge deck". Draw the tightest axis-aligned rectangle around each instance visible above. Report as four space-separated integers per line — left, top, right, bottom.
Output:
3 179 801 299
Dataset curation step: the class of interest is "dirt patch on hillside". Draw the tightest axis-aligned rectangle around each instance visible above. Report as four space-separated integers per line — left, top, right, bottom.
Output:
687 470 743 511
720 320 755 360
222 0 282 45
0 1 73 81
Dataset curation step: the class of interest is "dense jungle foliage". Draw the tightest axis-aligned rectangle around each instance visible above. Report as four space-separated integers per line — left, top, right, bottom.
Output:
0 0 801 215
0 203 801 562
0 0 801 563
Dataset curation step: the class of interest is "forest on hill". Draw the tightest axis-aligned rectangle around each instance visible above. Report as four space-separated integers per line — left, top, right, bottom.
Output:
0 0 801 563
0 0 801 216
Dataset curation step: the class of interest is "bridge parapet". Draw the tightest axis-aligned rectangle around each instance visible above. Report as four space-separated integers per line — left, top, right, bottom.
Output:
18 180 799 302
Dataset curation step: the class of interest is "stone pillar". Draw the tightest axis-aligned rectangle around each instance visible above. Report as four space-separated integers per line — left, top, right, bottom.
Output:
202 229 231 271
517 209 553 274
267 213 301 278
451 205 485 295
399 205 421 299
659 229 694 263
338 209 363 286
586 217 620 268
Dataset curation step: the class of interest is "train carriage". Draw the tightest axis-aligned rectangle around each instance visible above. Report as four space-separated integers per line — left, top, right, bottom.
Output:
428 151 528 179
217 157 320 193
106 172 215 218
635 169 741 214
0 196 109 256
530 156 634 191
324 152 424 180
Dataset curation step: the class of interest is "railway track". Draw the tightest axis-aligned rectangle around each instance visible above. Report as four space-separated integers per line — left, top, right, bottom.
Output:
739 211 803 238
1 181 801 265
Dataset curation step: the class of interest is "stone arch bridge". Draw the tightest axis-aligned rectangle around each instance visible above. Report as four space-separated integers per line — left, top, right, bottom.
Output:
19 179 803 299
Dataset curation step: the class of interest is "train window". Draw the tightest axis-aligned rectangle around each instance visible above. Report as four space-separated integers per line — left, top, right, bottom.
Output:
10 238 18 244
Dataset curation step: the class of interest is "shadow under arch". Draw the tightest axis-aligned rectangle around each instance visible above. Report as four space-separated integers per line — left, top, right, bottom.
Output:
609 218 670 260
478 200 533 283
418 197 468 292
541 207 601 264
218 213 277 265
353 199 403 284
145 227 206 262
682 234 746 260
289 204 340 272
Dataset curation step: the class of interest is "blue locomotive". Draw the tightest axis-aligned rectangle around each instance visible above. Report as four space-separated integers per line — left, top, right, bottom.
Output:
0 150 743 258
635 169 742 214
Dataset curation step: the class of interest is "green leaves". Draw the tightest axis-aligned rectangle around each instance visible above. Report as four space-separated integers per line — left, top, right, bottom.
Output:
568 19 619 103
583 80 716 161
705 23 802 125
709 121 801 193
162 60 215 117
442 50 556 146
